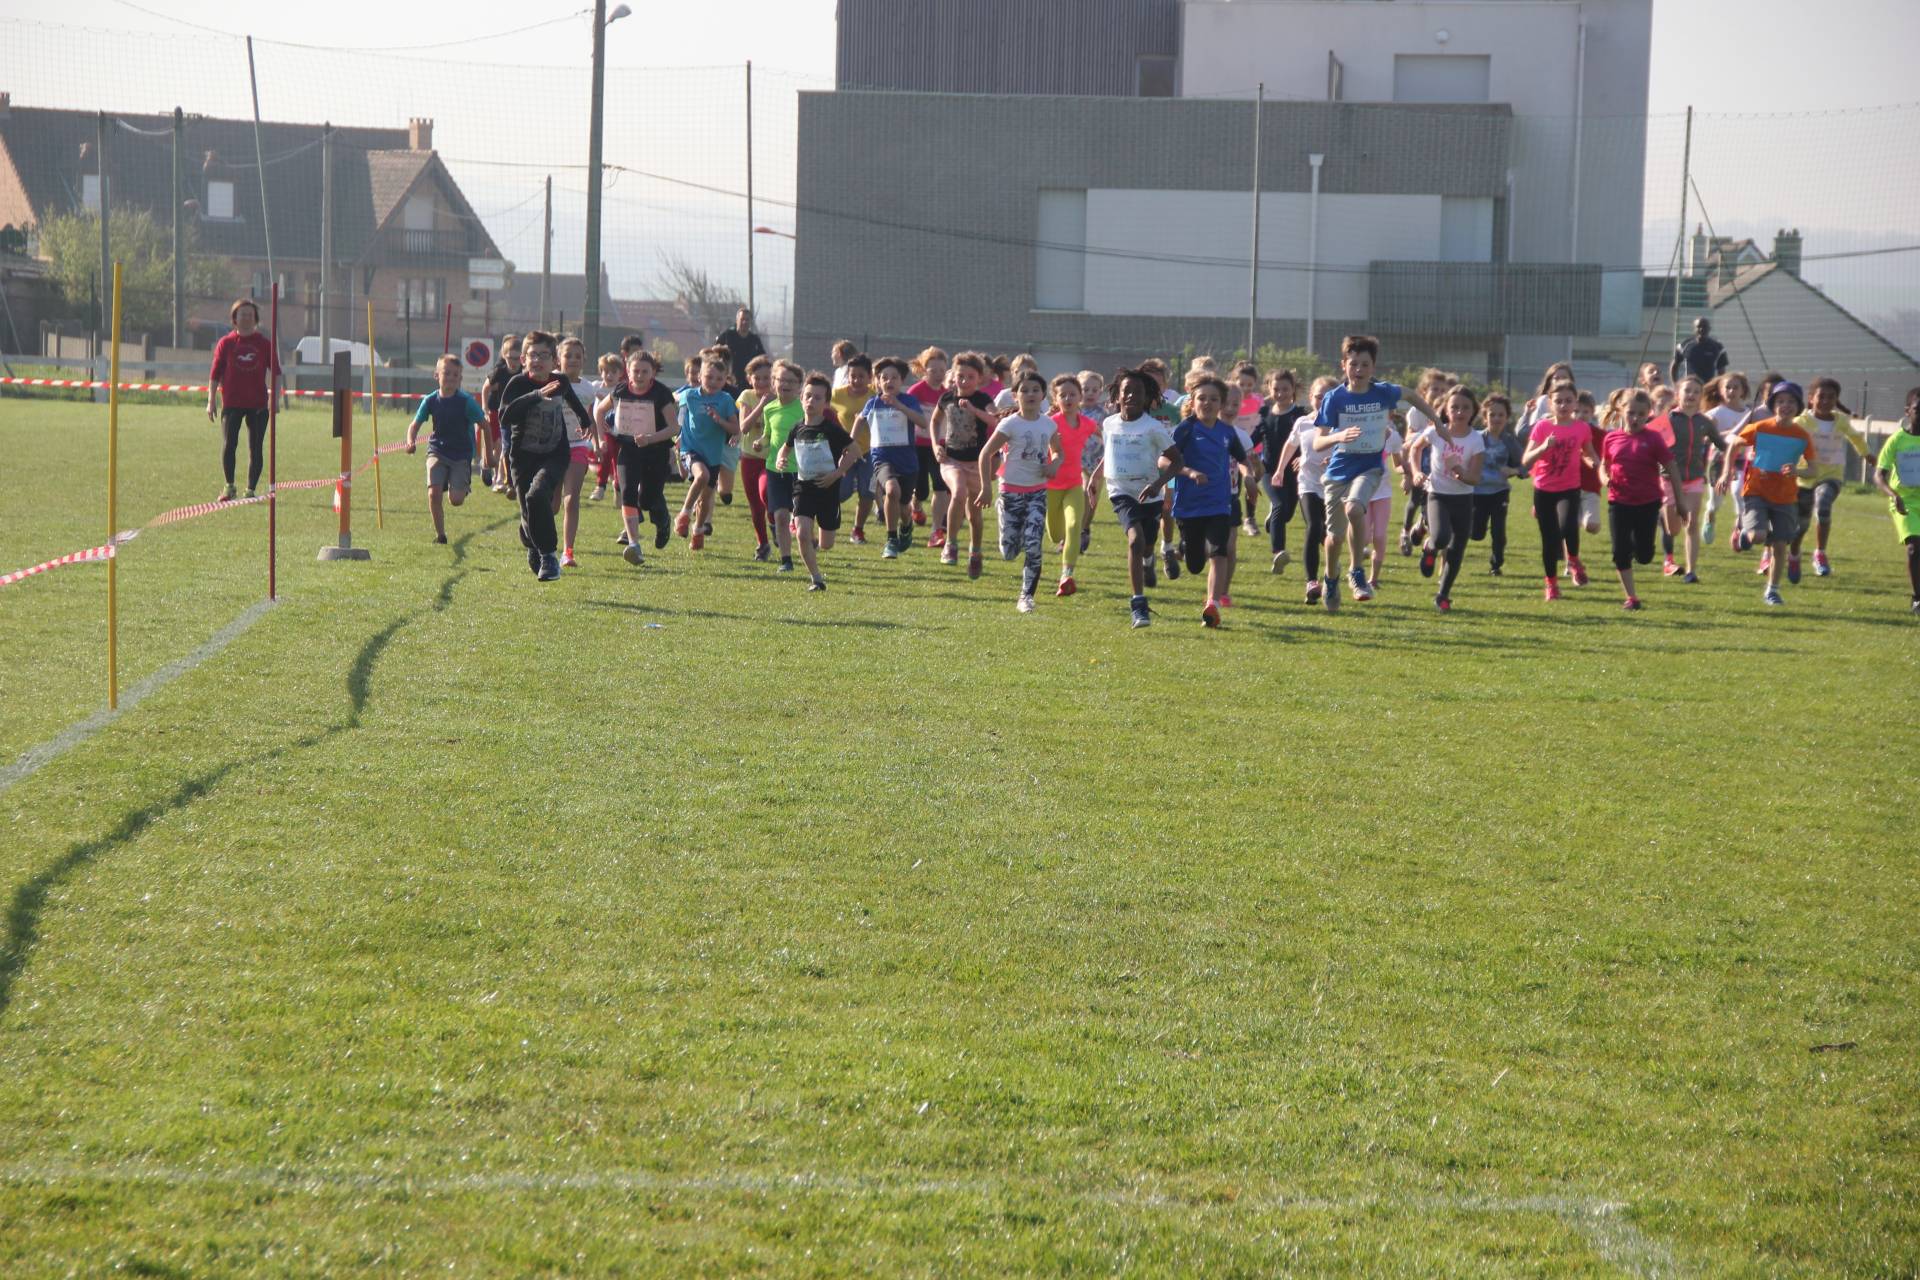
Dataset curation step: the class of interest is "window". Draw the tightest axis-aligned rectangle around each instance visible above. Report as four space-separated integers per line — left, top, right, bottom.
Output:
1439 197 1494 263
1392 54 1491 104
396 277 442 319
1034 190 1087 312
1136 55 1175 98
404 195 434 231
206 180 235 220
81 173 100 212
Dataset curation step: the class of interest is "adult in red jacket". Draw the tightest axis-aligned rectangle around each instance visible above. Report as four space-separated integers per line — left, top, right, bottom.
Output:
206 298 281 500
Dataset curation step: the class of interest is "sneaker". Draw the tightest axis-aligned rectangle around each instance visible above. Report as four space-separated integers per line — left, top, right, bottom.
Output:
1017 594 1035 614
1418 545 1437 579
1544 576 1561 602
1398 530 1412 556
850 528 867 546
1683 571 1699 584
1056 576 1076 597
896 528 913 550
929 527 946 550
527 543 542 574
562 550 578 568
1201 600 1221 628
1129 595 1152 628
699 521 713 537
1305 579 1322 606
882 538 899 559
690 531 705 551
1663 555 1680 577
1911 599 1920 616
1079 528 1091 554
1814 550 1832 577
967 549 983 580
1622 596 1642 611
244 487 257 500
1567 556 1589 587
1786 554 1802 585
1163 545 1181 581
1435 594 1451 613
589 484 606 501
1322 575 1340 613
654 523 671 551
674 512 690 539
1349 568 1372 602
434 533 448 545
623 543 644 566
218 483 236 502
1242 518 1259 537
912 506 927 526
1757 551 1773 576
1488 562 1503 577
616 530 630 546
1218 594 1234 608
940 546 958 565
1730 527 1750 553
778 556 795 573
1272 548 1290 576
1764 587 1784 607
537 553 561 581
807 576 827 592
752 542 771 563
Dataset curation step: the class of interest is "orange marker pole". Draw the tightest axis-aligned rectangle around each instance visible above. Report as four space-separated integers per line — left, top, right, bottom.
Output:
107 262 122 708
366 301 385 529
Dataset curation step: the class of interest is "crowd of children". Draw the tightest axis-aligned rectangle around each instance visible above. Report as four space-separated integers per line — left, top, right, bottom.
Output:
370 320 1920 624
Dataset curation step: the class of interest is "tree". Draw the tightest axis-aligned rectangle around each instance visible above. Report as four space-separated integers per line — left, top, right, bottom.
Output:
656 253 743 340
37 207 225 337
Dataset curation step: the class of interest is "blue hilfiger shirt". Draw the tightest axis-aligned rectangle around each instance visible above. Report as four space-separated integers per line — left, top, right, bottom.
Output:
1316 381 1404 483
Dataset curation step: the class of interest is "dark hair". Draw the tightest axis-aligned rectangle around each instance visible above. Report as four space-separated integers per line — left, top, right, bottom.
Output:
745 354 772 375
846 353 873 374
803 372 833 394
1809 376 1841 397
1114 366 1162 404
1188 373 1230 403
1341 334 1380 361
1267 368 1299 390
1906 386 1920 409
953 352 987 375
1013 370 1048 396
684 356 703 378
991 355 1011 376
625 348 658 370
873 356 909 379
499 332 520 349
1232 361 1258 380
1482 393 1512 421
1534 361 1573 397
619 333 645 354
1443 383 1482 420
1049 373 1081 396
522 329 558 354
229 298 259 324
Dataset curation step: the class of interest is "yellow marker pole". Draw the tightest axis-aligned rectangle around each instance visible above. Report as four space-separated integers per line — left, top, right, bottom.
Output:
107 262 122 709
366 301 385 528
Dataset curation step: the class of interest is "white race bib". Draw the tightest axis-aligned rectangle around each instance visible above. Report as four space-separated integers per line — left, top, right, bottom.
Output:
868 405 912 450
1894 448 1920 487
613 398 655 438
1339 408 1389 454
794 437 836 480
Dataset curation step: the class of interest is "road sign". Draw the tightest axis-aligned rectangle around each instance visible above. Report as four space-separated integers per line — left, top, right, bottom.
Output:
461 337 496 370
467 257 510 293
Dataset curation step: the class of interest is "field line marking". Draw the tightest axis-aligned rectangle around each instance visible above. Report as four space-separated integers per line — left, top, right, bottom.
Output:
0 599 276 799
0 1157 1677 1274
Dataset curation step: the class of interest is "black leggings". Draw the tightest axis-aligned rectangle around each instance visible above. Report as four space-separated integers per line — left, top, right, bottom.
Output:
1533 487 1582 578
1426 491 1472 599
616 438 671 530
1300 492 1327 580
914 444 947 500
1262 471 1299 553
1609 501 1660 571
1402 483 1426 533
1470 490 1509 568
511 446 570 555
221 407 268 489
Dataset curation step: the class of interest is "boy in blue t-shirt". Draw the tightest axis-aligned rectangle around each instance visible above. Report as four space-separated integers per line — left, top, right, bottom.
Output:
405 354 485 544
1310 334 1439 608
1171 375 1250 628
673 354 740 550
857 356 926 558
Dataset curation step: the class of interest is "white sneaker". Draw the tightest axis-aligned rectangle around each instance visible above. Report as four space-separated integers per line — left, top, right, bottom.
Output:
1016 594 1035 613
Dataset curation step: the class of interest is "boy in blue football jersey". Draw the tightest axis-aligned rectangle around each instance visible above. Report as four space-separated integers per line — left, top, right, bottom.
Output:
405 354 485 544
1171 375 1251 628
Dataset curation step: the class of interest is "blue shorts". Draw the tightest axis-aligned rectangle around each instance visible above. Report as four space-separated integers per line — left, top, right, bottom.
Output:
765 470 796 513
1108 493 1164 537
838 453 874 501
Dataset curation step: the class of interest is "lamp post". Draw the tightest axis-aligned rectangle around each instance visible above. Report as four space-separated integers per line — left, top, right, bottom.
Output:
582 0 631 357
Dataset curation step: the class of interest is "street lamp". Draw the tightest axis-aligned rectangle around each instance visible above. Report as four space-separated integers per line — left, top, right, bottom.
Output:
752 225 795 240
582 0 630 357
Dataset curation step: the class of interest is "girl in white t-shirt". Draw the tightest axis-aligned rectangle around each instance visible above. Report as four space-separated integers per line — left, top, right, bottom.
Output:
1272 375 1340 607
1409 384 1488 612
977 371 1062 613
1701 371 1752 542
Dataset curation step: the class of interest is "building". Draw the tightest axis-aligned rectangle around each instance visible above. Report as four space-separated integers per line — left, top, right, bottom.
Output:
0 95 503 355
800 0 1651 382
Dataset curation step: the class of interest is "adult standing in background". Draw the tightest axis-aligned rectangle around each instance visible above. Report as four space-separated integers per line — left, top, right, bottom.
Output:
715 307 767 388
205 297 280 502
1671 316 1729 385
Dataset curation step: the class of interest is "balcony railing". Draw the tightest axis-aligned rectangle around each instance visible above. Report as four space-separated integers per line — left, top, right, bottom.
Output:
1368 261 1603 338
397 228 470 260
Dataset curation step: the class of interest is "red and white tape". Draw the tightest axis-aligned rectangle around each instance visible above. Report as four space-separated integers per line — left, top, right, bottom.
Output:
1 376 422 401
0 540 118 587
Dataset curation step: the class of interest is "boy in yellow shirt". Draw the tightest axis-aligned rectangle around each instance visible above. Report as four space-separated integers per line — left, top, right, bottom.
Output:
1790 375 1869 581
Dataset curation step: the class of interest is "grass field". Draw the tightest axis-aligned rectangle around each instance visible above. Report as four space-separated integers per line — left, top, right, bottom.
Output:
2 397 1917 1276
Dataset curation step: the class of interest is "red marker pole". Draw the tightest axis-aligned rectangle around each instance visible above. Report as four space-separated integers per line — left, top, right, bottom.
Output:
269 282 279 601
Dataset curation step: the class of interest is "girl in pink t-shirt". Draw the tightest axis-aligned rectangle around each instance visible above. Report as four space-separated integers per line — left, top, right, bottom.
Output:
1520 382 1602 600
907 346 950 539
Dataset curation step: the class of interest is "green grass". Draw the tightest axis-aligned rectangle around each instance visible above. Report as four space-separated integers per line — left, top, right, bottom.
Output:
2 398 1917 1276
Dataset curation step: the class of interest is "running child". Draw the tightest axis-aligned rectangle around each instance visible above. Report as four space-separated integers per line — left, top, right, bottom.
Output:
1790 376 1870 580
1700 371 1752 541
673 354 741 551
1409 383 1487 612
1602 387 1686 610
555 336 602 567
906 347 950 539
1365 422 1413 595
1074 369 1109 553
749 359 807 572
776 372 866 591
976 371 1062 613
856 356 926 558
205 297 281 501
595 348 679 565
478 332 520 491
1311 335 1439 608
1654 376 1727 583
1139 357 1186 580
1872 386 1920 614
1084 367 1180 629
404 354 485 544
1273 375 1338 605
733 354 775 560
1468 394 1519 575
1399 368 1451 554
1255 368 1306 574
830 353 879 543
1172 374 1251 627
1518 382 1601 601
1230 361 1264 535
498 330 592 580
930 352 998 578
1720 380 1815 607
1045 374 1101 596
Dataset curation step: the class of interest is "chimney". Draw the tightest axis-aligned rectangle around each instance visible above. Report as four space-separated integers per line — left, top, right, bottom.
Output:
407 118 433 151
1688 223 1707 278
1773 227 1802 277
0 92 11 121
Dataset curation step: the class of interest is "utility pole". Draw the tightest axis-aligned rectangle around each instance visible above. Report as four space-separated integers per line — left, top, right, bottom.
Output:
583 0 608 355
245 37 276 313
539 174 552 329
171 107 184 348
1246 82 1263 359
319 122 332 363
96 111 110 395
1672 105 1693 358
745 59 756 316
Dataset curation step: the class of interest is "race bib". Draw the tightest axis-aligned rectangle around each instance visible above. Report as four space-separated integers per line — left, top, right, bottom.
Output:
1339 408 1389 454
1894 448 1920 487
1812 431 1845 467
613 398 655 439
794 437 836 480
868 405 912 450
1751 433 1807 473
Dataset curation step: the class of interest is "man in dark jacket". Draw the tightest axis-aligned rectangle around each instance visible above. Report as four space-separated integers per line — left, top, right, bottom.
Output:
1671 316 1729 384
715 307 767 387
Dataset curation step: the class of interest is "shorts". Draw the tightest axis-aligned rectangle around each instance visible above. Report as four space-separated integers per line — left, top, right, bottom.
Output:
941 460 984 505
1739 494 1799 544
1661 476 1707 505
873 458 916 495
427 454 473 495
765 470 796 513
1797 479 1842 524
794 475 844 529
570 443 593 465
1893 498 1920 542
1108 493 1164 538
684 447 726 474
838 452 874 502
1178 514 1233 570
1323 470 1385 512
1581 490 1602 528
